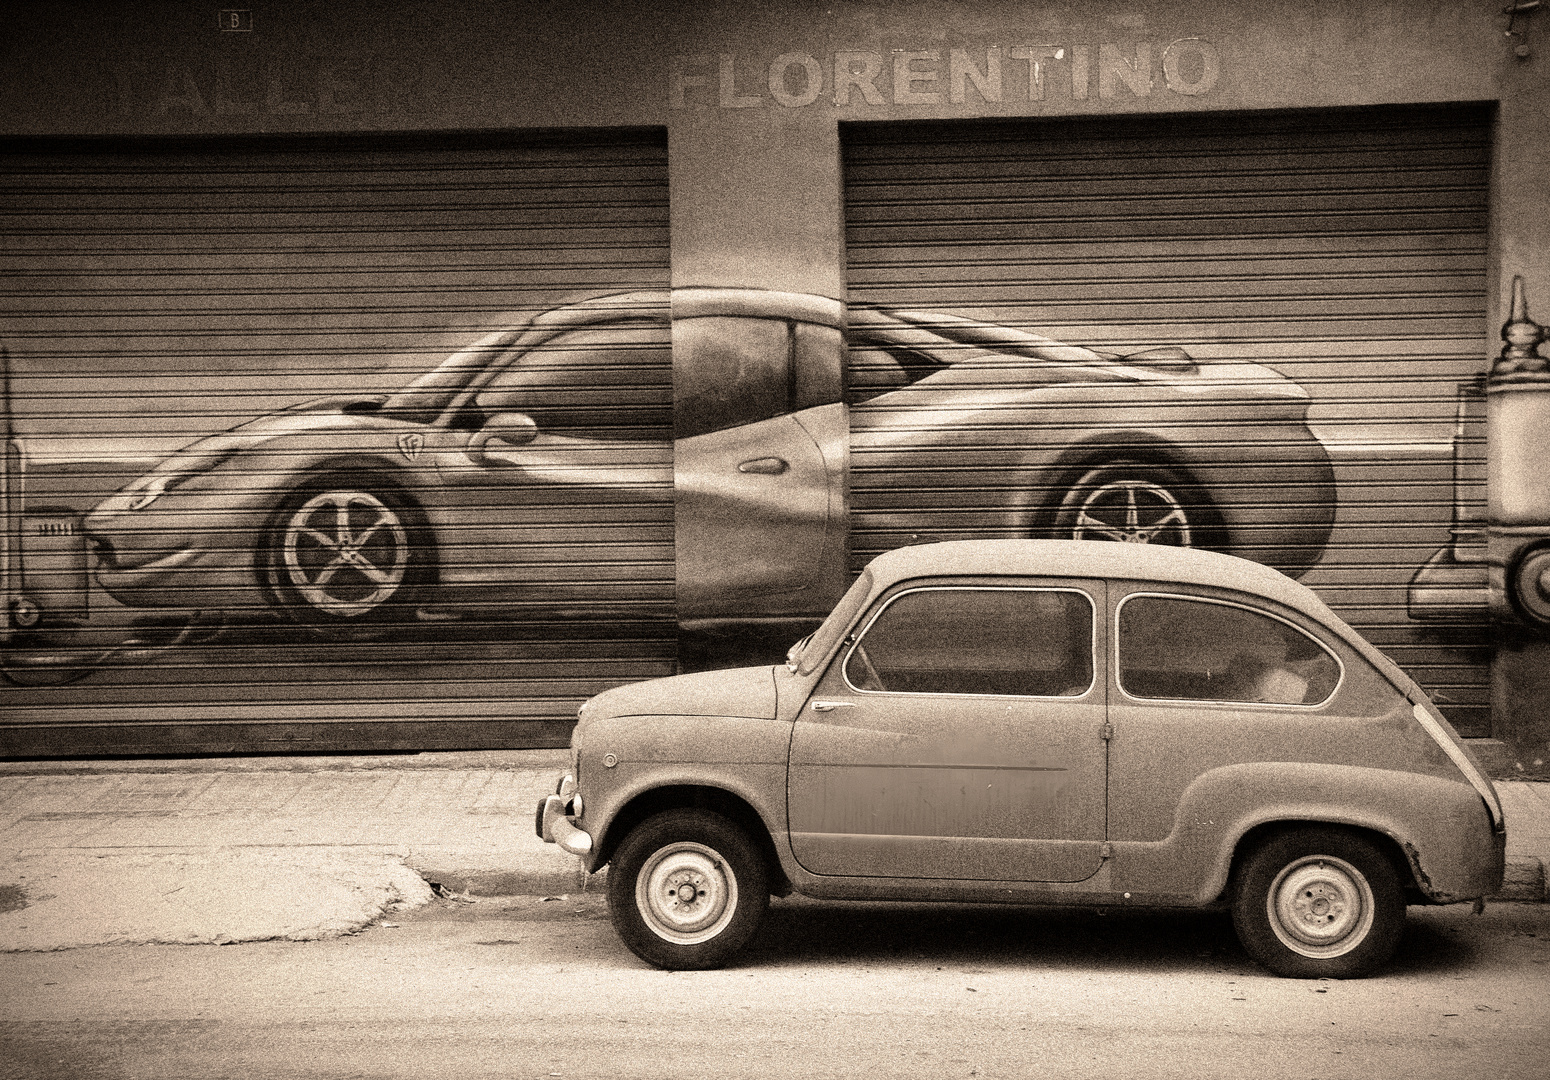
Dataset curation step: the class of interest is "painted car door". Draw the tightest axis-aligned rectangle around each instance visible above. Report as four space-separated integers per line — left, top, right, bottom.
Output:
674 401 848 624
426 319 674 613
787 580 1108 882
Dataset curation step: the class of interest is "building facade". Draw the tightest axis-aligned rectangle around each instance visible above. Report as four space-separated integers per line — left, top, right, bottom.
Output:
1 0 1548 772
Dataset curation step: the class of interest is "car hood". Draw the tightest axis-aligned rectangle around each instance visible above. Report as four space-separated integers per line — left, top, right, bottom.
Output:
133 396 391 477
87 396 394 517
579 665 779 725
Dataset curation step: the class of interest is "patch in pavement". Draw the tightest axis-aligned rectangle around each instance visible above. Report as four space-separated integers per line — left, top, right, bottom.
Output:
0 849 433 951
0 883 28 913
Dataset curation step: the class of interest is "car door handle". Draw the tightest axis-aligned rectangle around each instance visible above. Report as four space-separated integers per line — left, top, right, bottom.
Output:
738 457 789 475
810 700 854 712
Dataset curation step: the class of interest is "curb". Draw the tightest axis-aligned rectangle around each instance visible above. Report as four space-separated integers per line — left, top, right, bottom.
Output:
1495 855 1548 902
412 862 606 898
412 858 1549 902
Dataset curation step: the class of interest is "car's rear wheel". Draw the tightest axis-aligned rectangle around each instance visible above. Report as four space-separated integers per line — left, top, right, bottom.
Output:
259 475 434 638
1231 828 1406 978
1053 461 1219 548
608 808 769 970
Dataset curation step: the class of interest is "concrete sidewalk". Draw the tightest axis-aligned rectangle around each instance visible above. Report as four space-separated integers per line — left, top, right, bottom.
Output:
0 750 1545 951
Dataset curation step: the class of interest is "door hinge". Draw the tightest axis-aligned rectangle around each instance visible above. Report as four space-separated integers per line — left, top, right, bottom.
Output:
1100 842 1113 859
1100 722 1114 741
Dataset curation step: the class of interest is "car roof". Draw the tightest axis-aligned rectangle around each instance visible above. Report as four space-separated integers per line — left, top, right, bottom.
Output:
865 540 1332 624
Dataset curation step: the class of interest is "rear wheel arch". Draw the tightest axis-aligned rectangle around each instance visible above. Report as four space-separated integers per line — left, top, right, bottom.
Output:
1226 819 1420 900
597 784 790 896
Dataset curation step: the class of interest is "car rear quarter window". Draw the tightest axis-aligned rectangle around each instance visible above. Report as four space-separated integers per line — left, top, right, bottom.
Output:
1117 593 1341 706
844 586 1094 697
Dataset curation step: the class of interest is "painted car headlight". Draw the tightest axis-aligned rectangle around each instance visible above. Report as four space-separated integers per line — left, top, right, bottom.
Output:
126 472 192 511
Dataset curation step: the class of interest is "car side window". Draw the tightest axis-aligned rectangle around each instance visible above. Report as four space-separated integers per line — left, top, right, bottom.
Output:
1117 594 1341 706
472 320 671 440
843 586 1094 697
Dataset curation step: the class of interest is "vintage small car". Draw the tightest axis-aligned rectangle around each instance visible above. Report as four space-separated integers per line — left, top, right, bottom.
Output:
538 539 1505 978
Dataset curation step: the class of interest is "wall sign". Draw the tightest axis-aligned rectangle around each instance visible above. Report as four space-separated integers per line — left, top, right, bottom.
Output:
671 39 1220 109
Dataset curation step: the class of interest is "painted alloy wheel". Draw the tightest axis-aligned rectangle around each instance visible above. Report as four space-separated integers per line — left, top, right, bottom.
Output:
281 490 411 618
635 841 740 946
1264 854 1376 959
1070 479 1192 545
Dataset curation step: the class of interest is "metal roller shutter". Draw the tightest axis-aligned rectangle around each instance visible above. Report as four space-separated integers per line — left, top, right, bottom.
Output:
0 131 672 754
843 103 1492 736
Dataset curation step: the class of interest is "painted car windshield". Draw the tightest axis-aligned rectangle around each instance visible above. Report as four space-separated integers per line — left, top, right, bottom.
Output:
1117 594 1341 706
844 586 1094 697
472 320 672 440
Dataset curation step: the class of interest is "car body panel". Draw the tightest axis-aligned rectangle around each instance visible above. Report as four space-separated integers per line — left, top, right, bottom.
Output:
787 576 1108 882
675 402 848 624
1106 762 1504 904
552 541 1504 915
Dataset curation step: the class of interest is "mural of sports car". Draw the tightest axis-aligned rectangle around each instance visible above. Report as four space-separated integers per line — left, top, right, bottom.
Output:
81 287 1335 639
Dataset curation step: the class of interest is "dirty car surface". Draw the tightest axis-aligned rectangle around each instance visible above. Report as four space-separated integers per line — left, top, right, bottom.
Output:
539 540 1505 977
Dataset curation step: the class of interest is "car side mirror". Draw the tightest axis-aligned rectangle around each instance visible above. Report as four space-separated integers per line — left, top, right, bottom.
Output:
466 412 538 464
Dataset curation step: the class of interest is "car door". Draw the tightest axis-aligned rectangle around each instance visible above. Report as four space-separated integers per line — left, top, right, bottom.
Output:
675 403 846 622
673 313 849 624
426 317 674 611
787 578 1109 882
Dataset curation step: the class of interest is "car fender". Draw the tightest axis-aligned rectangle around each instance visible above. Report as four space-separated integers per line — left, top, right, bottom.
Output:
1109 761 1502 904
1041 426 1334 576
575 712 793 873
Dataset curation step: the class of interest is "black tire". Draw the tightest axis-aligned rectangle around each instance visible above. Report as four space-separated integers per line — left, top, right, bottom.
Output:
1052 461 1221 549
607 808 769 970
258 474 434 639
1230 828 1406 978
1509 545 1550 626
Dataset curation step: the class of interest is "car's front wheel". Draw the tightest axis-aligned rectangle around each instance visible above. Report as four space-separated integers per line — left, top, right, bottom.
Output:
608 809 769 970
1231 828 1406 978
259 475 434 638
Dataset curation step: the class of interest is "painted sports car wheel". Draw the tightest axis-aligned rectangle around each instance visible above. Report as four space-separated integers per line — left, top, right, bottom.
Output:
1054 463 1218 548
260 477 433 637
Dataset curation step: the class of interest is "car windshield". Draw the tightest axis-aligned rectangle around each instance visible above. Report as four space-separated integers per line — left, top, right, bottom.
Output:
380 327 523 424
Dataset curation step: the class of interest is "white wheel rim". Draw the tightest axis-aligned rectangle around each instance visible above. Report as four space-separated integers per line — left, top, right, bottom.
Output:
1072 480 1192 545
1266 854 1375 959
636 841 738 945
282 491 410 618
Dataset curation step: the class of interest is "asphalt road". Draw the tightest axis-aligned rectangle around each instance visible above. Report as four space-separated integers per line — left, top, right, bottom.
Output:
2 894 1547 1080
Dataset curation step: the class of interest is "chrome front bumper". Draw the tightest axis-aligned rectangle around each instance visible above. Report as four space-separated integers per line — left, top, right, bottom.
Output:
535 773 592 856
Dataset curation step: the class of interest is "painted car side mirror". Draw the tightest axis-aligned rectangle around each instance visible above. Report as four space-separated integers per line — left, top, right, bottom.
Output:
466 412 539 464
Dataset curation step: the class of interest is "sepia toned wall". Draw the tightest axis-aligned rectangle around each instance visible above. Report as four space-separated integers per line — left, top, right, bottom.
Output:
2 0 1548 767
